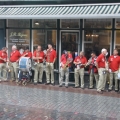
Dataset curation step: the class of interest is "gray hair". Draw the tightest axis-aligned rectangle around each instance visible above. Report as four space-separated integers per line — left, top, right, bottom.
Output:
101 48 107 53
12 45 17 49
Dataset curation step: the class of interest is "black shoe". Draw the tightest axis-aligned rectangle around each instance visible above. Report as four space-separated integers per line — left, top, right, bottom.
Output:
59 85 62 87
108 89 112 92
115 90 118 92
45 83 50 85
65 86 68 88
97 90 103 94
34 82 37 85
88 87 93 89
51 83 55 86
38 82 42 84
73 86 79 88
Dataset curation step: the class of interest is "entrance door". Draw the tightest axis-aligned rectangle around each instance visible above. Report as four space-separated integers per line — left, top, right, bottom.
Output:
61 32 79 53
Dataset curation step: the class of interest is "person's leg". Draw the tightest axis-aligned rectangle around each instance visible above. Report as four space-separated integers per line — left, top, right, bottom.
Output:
39 63 43 83
74 68 79 87
0 63 4 81
46 62 50 83
33 64 39 83
2 63 7 80
114 71 119 91
50 63 54 84
89 71 94 88
65 68 69 87
9 62 15 81
80 68 85 88
59 68 65 86
97 68 105 92
109 72 113 90
94 73 99 89
12 62 19 82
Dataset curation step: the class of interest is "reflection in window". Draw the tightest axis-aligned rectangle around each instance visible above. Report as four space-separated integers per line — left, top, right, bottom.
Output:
84 19 111 28
33 30 56 50
7 20 30 28
116 19 120 29
61 19 79 28
0 20 4 28
32 19 57 28
7 29 30 56
84 30 111 59
115 30 120 54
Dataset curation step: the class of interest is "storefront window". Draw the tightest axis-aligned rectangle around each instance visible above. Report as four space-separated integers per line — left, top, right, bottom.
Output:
115 30 120 54
32 19 57 28
84 19 111 28
116 19 120 29
0 20 4 28
84 30 111 59
61 19 79 28
7 20 30 28
33 30 57 51
7 29 30 56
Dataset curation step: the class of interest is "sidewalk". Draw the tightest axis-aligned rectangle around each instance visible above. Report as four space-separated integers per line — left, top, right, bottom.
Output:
0 82 119 120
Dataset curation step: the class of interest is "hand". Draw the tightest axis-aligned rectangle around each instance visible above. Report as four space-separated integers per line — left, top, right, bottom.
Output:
16 60 19 63
39 57 42 59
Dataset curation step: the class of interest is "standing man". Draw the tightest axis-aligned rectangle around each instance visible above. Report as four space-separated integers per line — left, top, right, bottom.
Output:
10 45 21 82
22 47 32 58
96 48 108 94
59 50 73 88
73 51 87 89
33 46 44 85
87 51 99 89
45 44 57 85
108 49 120 92
0 47 8 81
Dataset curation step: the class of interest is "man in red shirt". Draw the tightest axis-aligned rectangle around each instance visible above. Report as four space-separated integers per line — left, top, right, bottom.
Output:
108 49 120 92
0 47 8 81
22 47 32 58
73 51 87 89
87 51 99 89
59 50 73 88
10 45 21 82
33 45 44 85
45 44 57 85
96 48 108 94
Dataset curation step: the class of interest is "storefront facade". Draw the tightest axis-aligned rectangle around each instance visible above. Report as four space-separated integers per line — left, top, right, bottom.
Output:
0 1 120 79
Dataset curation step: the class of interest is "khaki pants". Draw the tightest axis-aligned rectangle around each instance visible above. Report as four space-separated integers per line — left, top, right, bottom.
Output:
46 62 54 84
109 71 118 90
74 68 84 88
0 63 7 80
89 71 99 88
60 67 69 86
10 62 19 81
34 63 43 83
97 68 107 91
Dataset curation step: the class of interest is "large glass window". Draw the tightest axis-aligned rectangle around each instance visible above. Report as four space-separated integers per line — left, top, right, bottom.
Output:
7 20 30 28
84 30 111 59
7 29 30 56
32 19 57 28
33 30 57 51
84 19 111 28
115 30 120 54
61 19 80 28
116 19 120 29
0 20 4 28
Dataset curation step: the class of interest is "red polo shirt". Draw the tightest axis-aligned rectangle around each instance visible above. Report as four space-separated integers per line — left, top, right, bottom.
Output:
46 49 57 63
108 55 120 72
74 56 87 68
60 53 73 67
89 57 98 73
0 50 7 63
10 50 21 62
22 51 32 58
96 54 106 68
33 51 44 63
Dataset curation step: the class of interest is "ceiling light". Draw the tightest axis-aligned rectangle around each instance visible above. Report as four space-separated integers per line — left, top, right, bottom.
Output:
35 21 39 25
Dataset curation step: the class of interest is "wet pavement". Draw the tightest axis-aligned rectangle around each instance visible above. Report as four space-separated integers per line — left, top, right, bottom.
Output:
0 82 119 120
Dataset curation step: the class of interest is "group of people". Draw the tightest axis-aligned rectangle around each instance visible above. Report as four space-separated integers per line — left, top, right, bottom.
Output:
60 48 120 94
0 44 120 94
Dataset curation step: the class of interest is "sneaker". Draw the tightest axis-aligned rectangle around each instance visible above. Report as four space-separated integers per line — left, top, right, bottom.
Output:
51 83 55 86
97 90 103 94
34 82 37 85
73 86 79 88
59 85 62 87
